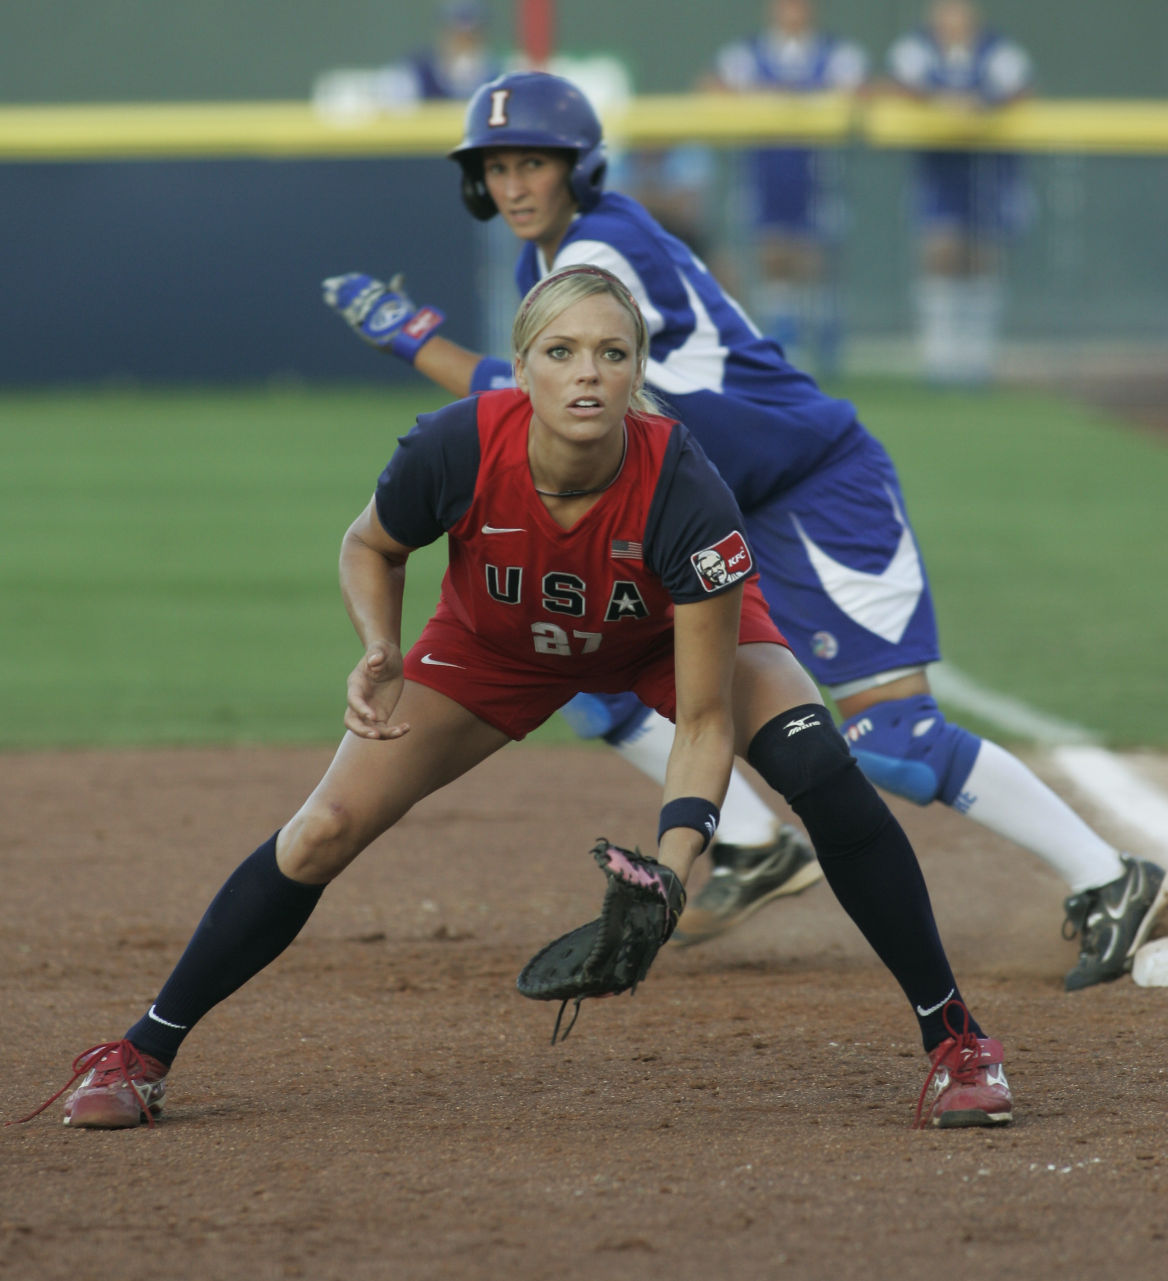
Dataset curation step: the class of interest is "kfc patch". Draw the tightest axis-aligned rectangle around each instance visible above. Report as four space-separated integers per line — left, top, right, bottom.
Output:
690 530 753 592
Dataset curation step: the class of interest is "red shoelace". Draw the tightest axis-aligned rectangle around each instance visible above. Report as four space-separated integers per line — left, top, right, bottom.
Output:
7 1039 161 1128
913 999 982 1130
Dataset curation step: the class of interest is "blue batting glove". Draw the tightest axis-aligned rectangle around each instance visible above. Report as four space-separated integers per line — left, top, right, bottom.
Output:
322 271 445 363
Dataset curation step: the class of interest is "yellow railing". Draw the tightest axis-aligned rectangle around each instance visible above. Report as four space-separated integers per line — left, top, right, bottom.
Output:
860 97 1168 154
3 94 1168 161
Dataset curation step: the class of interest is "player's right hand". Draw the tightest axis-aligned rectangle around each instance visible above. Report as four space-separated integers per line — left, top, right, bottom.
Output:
322 271 445 364
345 642 410 740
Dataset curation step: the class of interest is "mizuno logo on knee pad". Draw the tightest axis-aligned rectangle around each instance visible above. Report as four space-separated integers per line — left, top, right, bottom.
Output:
784 714 821 736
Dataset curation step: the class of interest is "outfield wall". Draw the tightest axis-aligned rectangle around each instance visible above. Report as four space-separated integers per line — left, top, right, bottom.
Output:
3 95 1166 386
0 156 480 385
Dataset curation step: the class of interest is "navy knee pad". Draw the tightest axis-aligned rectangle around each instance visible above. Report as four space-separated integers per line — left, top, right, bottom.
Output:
559 691 653 747
747 705 890 857
839 694 982 807
747 705 854 801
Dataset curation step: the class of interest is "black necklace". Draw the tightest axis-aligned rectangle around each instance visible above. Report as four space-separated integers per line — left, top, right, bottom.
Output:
532 432 627 500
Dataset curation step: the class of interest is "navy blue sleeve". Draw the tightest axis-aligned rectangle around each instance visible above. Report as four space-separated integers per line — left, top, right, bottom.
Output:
643 424 757 604
373 397 481 547
514 245 539 298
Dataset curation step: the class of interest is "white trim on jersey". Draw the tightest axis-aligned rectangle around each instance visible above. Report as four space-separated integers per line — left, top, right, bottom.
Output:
887 32 1031 102
789 485 925 645
549 238 746 397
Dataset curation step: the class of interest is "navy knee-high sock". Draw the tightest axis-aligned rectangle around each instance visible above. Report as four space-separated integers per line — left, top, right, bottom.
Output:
125 832 325 1065
748 709 982 1051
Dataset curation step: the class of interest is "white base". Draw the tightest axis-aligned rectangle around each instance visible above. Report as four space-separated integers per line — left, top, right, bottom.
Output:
1131 938 1168 987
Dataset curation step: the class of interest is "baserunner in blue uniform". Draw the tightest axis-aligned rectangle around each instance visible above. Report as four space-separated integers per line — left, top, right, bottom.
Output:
323 70 1167 991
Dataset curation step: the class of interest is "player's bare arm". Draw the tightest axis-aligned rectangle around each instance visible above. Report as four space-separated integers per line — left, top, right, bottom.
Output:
411 333 483 398
339 499 414 740
657 589 742 881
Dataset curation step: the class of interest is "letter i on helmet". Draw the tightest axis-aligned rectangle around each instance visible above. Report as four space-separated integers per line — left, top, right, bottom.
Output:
449 71 608 220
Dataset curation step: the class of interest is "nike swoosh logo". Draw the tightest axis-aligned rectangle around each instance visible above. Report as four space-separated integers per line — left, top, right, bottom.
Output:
915 986 955 1018
420 653 466 668
789 485 924 645
1103 868 1140 921
482 524 525 534
148 1005 189 1030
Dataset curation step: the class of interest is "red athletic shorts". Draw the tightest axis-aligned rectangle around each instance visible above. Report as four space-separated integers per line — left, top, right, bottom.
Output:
402 579 787 740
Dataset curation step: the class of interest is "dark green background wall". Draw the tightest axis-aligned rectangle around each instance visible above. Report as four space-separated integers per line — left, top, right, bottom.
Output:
4 1 1164 385
3 1 1166 103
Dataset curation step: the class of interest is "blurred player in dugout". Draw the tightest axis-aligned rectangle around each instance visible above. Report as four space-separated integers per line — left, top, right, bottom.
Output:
313 1 500 114
887 0 1035 385
376 1 500 105
704 0 868 376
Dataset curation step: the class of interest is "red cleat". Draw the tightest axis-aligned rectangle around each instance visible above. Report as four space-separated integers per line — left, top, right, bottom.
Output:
10 1039 167 1130
915 1002 1013 1129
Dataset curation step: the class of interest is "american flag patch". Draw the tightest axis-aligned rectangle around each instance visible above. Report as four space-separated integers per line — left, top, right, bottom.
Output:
611 539 643 561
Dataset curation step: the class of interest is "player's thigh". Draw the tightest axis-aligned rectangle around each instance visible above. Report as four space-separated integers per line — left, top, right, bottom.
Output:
731 642 821 751
744 439 940 684
279 681 510 877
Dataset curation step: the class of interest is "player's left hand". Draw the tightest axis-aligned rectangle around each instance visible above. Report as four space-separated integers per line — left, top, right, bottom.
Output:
345 642 409 740
322 271 445 363
516 840 686 1043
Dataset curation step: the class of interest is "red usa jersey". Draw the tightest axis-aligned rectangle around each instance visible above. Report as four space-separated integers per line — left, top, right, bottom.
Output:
374 388 756 678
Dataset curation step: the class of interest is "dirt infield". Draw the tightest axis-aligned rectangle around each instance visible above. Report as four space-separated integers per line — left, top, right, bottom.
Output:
3 743 1167 1281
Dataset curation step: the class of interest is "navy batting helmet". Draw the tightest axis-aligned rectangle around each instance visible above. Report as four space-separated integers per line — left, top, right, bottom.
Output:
449 71 607 221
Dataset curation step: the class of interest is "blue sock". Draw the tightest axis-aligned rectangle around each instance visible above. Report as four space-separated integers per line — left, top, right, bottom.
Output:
125 833 324 1065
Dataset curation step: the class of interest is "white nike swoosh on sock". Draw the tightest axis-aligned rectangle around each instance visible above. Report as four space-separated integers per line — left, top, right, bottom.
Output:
915 987 956 1018
147 1005 189 1030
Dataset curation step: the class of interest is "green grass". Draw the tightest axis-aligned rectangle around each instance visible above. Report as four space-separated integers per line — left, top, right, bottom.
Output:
2 379 1165 750
823 377 1168 747
1 386 452 748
